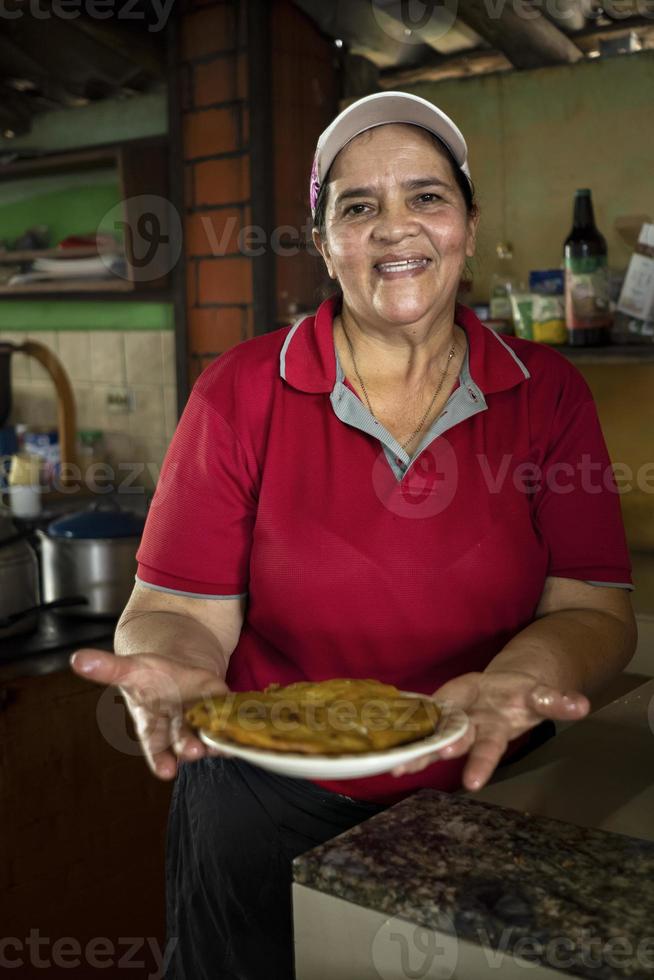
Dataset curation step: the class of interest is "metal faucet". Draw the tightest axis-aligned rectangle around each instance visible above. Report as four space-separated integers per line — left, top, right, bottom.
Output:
0 340 78 488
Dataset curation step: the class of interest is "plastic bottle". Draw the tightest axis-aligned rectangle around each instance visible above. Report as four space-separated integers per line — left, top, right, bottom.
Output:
612 223 654 344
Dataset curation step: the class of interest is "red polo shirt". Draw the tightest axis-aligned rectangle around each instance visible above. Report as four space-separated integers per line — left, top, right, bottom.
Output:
136 296 631 803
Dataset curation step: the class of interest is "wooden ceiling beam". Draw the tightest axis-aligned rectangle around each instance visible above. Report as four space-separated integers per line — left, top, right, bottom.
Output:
71 16 165 78
0 7 163 131
455 0 583 68
570 17 654 50
0 32 43 79
381 16 653 86
0 32 89 104
0 88 36 136
1 17 156 93
380 47 512 85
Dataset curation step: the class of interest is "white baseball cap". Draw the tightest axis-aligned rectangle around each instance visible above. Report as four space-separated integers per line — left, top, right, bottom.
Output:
310 91 471 218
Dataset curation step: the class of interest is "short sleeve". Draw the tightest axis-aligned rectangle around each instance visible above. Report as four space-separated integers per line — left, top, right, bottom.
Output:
531 367 632 588
135 388 258 597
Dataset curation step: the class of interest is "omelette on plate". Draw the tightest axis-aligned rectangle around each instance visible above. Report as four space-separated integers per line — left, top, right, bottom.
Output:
186 678 440 755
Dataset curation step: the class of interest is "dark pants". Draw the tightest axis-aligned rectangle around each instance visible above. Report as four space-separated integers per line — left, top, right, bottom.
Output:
164 757 387 980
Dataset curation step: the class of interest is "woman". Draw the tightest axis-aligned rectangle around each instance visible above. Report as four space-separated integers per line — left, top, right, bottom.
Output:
71 92 636 979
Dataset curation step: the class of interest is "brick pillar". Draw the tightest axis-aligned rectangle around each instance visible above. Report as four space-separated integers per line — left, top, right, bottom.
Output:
179 0 253 380
178 0 338 381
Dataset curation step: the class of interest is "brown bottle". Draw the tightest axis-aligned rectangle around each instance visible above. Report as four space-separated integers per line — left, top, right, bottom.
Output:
564 189 611 346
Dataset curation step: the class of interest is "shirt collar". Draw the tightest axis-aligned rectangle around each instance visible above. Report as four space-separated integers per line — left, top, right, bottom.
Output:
279 294 530 395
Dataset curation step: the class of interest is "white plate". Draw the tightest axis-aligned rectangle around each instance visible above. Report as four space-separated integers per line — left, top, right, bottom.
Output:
197 693 469 780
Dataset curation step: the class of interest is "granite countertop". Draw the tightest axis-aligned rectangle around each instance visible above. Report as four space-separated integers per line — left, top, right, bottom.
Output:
293 680 654 979
293 789 654 979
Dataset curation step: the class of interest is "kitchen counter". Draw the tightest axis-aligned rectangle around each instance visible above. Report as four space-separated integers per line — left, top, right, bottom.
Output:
2 487 149 540
0 611 116 682
293 679 654 979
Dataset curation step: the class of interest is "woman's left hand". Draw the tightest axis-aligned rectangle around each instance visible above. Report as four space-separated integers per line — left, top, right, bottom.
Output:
391 669 590 791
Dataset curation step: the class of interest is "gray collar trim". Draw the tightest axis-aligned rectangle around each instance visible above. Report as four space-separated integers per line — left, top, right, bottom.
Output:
487 327 531 379
280 311 530 482
279 315 310 382
331 342 487 481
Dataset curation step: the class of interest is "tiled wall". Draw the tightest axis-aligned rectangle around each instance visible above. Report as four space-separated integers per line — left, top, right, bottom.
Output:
1 329 177 490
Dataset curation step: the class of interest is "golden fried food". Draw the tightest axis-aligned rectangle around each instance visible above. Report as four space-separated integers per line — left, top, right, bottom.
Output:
185 678 440 755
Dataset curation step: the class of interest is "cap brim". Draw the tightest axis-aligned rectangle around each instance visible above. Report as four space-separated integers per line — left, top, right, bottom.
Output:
316 92 470 185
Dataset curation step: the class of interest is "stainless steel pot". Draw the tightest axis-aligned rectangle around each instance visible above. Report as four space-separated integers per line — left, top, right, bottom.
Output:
38 503 145 618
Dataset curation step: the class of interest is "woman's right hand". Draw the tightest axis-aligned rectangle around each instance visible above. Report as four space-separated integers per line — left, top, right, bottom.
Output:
70 648 230 780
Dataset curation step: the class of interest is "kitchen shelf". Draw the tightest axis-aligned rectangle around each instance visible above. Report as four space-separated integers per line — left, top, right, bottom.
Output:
554 344 654 364
0 280 134 295
0 286 171 302
0 137 173 299
0 146 124 180
0 246 122 263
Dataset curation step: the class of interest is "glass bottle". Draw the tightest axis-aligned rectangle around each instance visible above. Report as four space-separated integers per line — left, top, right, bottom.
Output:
564 189 611 346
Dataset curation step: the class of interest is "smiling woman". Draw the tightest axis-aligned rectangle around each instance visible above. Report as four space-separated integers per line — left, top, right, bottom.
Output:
312 122 479 451
70 91 637 980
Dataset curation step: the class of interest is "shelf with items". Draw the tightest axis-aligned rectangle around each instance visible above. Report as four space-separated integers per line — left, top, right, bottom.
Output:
553 344 654 365
0 246 122 263
0 138 173 299
0 279 134 296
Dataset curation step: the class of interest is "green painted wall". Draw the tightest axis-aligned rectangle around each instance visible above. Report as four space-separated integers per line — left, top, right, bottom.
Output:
0 171 121 244
0 301 173 331
0 90 170 331
410 51 654 303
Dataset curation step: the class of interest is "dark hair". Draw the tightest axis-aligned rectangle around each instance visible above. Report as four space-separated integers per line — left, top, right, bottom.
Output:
312 177 332 240
312 130 477 238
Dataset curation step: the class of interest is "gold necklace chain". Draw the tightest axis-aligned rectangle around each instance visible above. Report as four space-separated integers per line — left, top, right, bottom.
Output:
341 323 457 451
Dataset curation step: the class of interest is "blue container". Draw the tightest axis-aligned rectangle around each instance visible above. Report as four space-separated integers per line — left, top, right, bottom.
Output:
0 426 18 491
